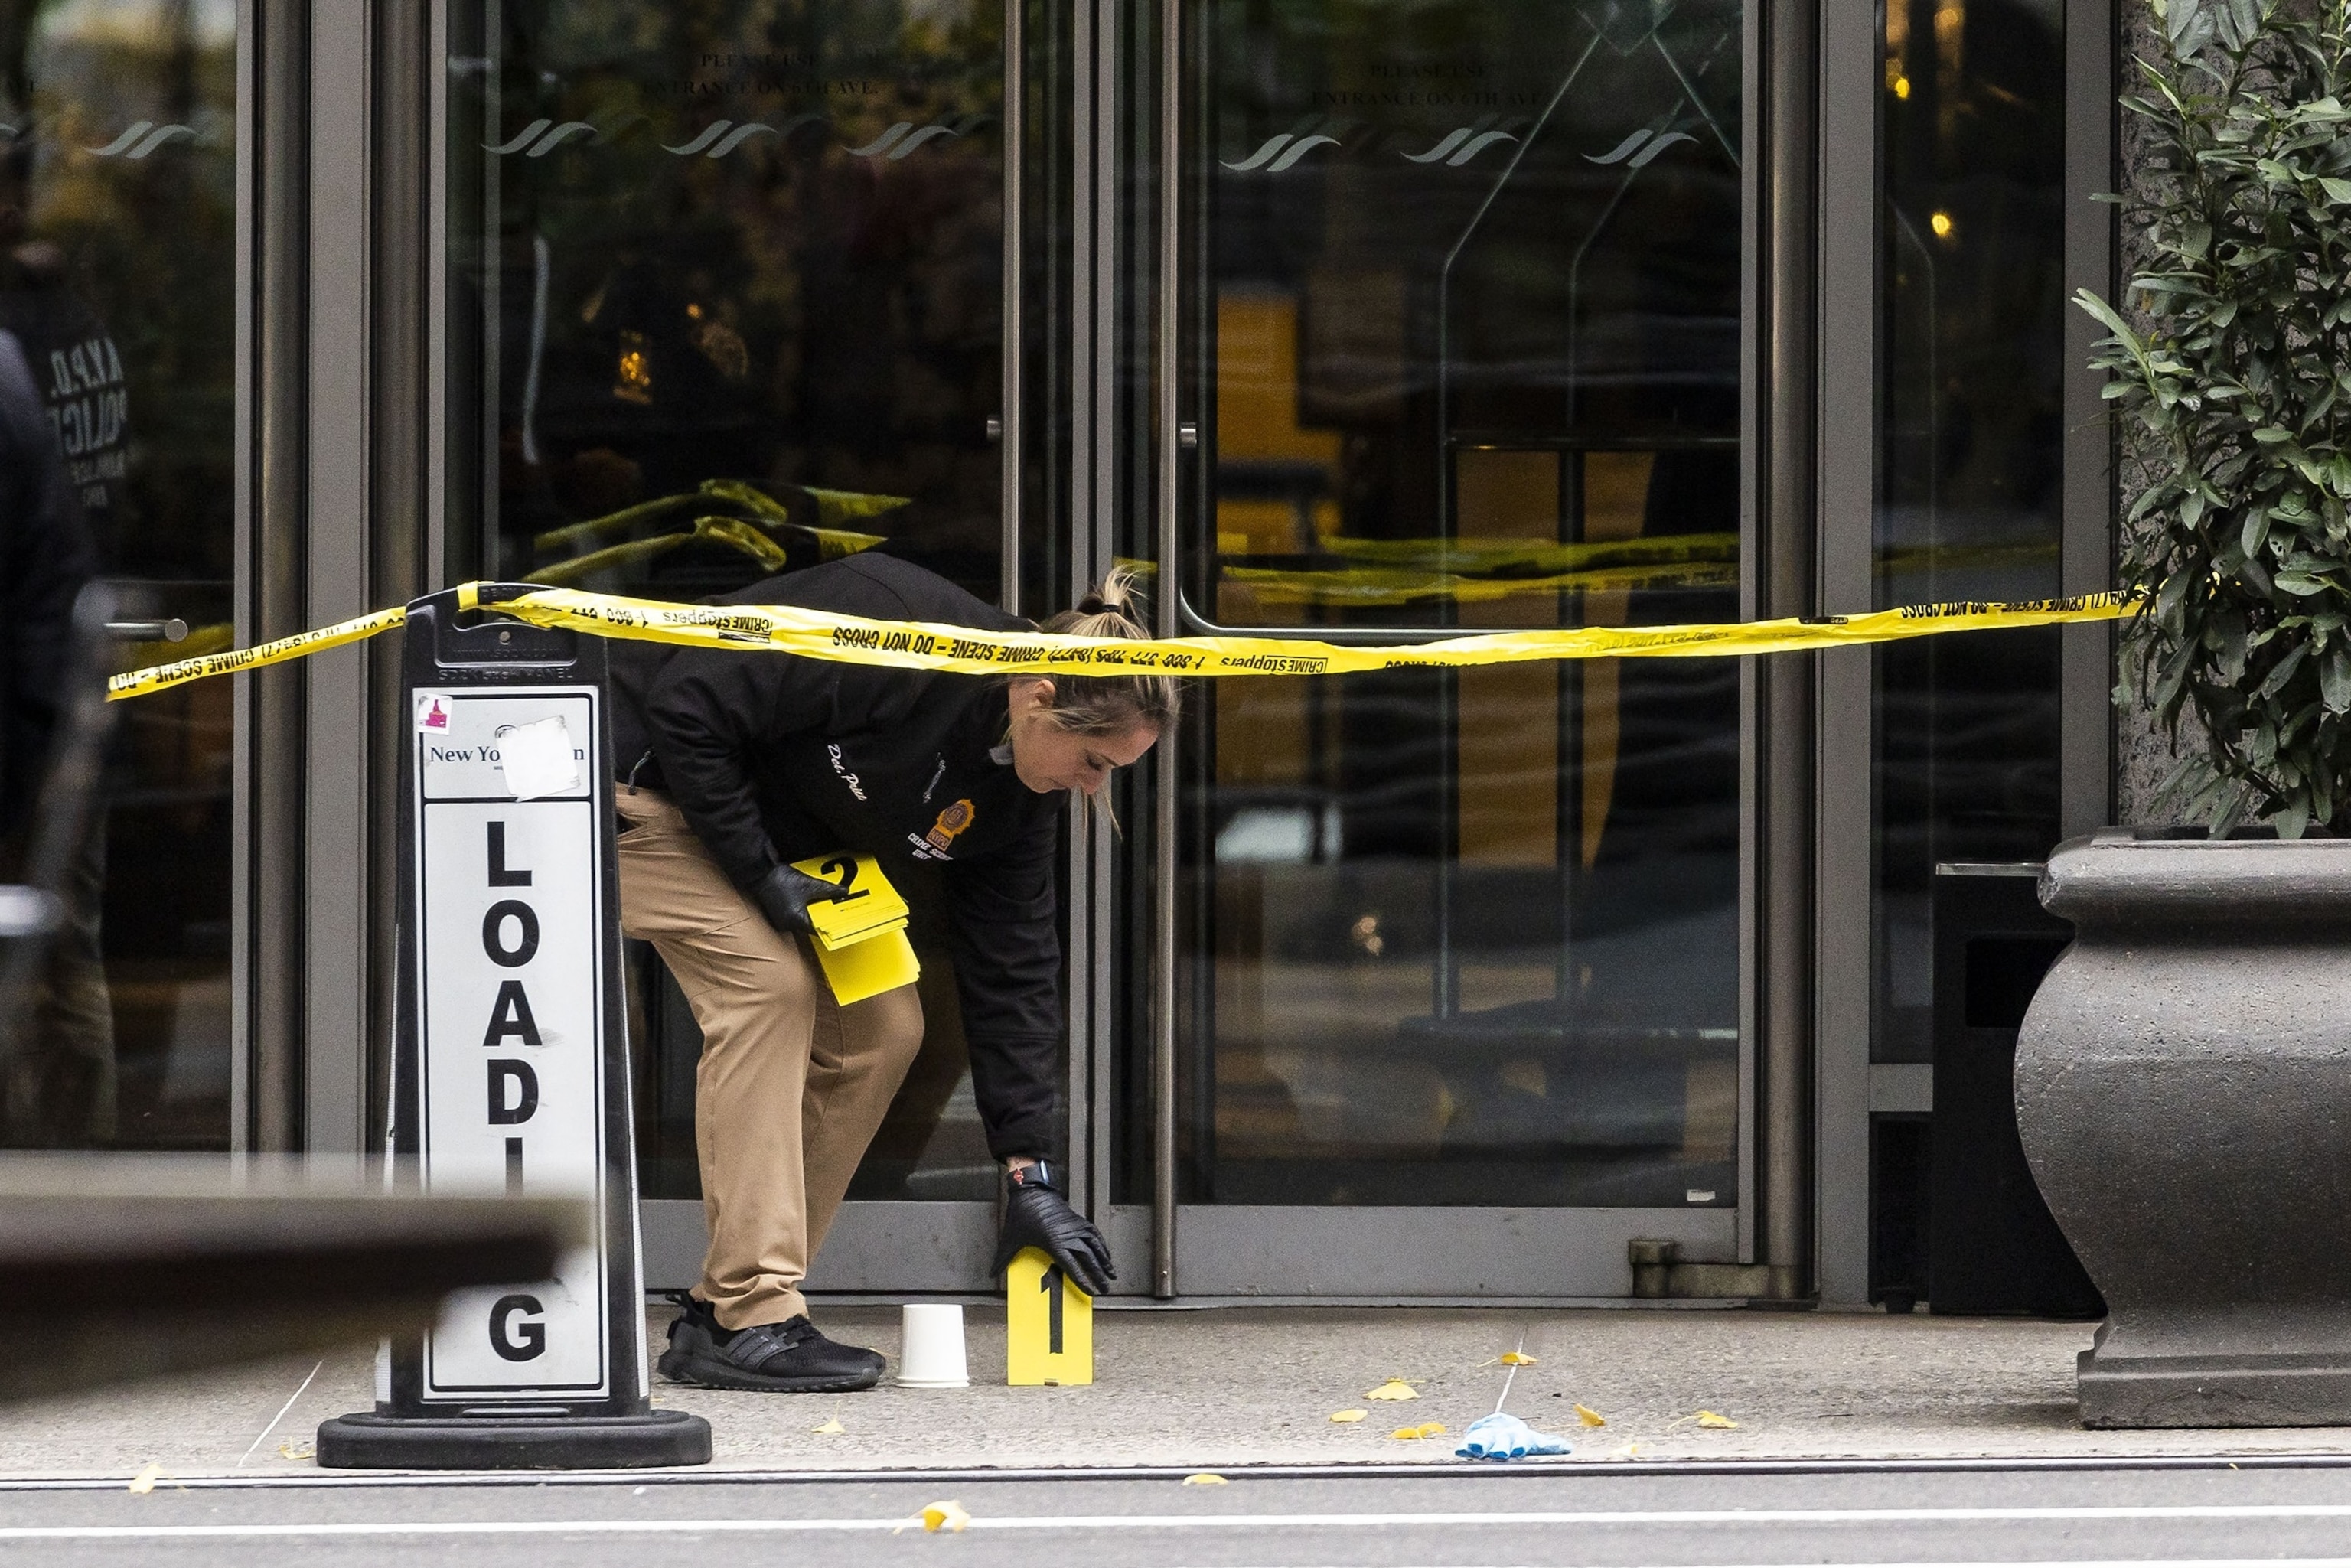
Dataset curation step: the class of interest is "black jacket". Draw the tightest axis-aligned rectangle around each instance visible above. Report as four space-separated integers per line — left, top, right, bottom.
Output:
612 554 1065 1159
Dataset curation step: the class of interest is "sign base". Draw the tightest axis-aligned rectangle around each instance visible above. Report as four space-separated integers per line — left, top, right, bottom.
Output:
316 1408 711 1470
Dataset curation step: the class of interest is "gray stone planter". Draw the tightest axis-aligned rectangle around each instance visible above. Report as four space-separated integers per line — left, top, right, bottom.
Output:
2020 831 2351 1428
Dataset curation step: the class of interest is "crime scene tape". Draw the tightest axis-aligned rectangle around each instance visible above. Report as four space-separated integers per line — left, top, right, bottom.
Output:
106 582 2134 703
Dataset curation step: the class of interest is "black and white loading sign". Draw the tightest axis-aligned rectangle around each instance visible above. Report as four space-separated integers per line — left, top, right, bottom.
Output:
416 690 607 1392
319 589 709 1469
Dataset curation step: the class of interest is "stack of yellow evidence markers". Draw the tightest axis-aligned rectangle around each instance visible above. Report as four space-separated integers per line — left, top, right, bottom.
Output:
787 852 921 1006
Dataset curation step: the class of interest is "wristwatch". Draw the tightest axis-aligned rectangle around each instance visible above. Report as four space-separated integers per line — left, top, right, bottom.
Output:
1008 1159 1058 1191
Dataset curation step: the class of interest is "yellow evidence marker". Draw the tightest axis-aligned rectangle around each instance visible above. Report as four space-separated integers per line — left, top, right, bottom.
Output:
1006 1245 1093 1386
791 852 921 1005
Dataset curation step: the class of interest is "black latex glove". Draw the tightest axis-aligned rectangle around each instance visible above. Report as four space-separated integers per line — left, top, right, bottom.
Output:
751 863 850 937
991 1162 1115 1297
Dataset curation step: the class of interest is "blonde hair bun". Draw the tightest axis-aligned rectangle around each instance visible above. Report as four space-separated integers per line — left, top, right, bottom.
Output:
1032 566 1181 736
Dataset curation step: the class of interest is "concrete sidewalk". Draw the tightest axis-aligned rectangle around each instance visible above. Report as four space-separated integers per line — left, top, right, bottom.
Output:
4 1303 2349 1480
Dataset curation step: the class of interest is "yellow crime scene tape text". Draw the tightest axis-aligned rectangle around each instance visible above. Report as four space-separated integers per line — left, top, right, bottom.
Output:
106 582 2134 703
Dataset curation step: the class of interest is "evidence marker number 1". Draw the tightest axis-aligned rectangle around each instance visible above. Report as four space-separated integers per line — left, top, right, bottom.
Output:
1006 1247 1093 1386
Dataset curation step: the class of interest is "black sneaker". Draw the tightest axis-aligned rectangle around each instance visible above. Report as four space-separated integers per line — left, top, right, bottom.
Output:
657 1296 885 1393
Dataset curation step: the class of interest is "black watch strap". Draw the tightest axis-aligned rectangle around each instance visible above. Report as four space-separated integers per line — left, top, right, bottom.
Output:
1009 1159 1058 1191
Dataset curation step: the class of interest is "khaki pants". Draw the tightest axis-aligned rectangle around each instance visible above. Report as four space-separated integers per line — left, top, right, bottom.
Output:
616 787 924 1328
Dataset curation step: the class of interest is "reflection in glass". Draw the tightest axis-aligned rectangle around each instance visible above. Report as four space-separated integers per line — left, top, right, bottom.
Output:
448 3 1006 603
446 2 1010 1199
1872 0 2065 1061
0 0 236 1148
1156 0 1744 1207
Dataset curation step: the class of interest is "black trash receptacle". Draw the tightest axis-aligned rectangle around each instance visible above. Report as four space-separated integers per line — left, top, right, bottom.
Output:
1929 862 2103 1319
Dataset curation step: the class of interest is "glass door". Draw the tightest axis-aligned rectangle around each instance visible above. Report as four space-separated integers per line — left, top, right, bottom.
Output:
0 0 239 1154
441 0 1020 1289
1135 0 1750 1293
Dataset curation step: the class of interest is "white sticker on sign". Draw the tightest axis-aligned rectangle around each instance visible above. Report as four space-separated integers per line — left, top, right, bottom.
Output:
499 716 581 800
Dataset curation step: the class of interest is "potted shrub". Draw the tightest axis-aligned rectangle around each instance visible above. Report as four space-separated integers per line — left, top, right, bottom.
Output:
2018 0 2351 1426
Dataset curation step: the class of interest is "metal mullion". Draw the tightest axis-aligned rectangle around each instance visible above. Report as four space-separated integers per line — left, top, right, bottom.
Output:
1813 0 1881 1306
1091 0 1117 593
1068 0 1094 570
1150 0 1181 1302
477 0 502 580
1058 0 1096 1219
427 0 448 592
1736 0 1766 1269
1757 0 1821 1300
1001 0 1025 617
370 0 434 1161
302 0 375 1160
2060 0 2118 836
1071 0 1121 1224
250 0 313 1156
230 0 260 1156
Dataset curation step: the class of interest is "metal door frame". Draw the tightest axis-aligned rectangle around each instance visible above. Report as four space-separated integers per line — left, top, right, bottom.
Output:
1120 0 1810 1301
623 0 1816 1299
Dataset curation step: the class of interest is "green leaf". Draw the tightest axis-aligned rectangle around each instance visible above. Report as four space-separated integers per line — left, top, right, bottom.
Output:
2242 551 2275 596
2260 641 2310 698
2325 647 2351 714
2212 781 2255 840
2074 289 2150 353
2157 569 2196 626
2167 0 2203 48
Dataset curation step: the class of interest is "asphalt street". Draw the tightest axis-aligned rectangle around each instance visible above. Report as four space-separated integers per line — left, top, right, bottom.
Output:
0 1460 2348 1567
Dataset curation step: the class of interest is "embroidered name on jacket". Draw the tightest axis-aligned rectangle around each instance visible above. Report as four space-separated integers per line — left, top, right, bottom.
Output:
828 743 868 801
911 798 976 861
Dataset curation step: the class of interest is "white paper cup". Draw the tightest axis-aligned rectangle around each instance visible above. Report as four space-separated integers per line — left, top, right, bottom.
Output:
895 1302 970 1389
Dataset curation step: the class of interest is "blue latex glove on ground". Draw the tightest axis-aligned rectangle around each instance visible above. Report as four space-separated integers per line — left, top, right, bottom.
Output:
1455 1411 1573 1460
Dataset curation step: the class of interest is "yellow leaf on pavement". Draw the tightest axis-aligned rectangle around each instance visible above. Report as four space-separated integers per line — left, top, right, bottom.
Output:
1329 1409 1368 1423
1365 1379 1419 1401
1499 1351 1537 1365
276 1440 315 1461
1575 1403 1608 1427
921 1500 970 1534
813 1416 845 1436
1182 1473 1228 1485
1390 1422 1447 1441
1417 1423 1446 1436
1694 1410 1739 1429
127 1463 165 1495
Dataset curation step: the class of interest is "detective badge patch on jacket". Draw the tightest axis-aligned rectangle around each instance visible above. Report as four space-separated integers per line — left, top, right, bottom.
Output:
912 798 975 862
